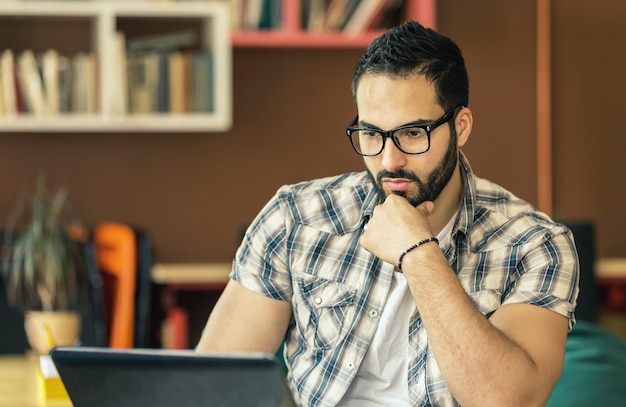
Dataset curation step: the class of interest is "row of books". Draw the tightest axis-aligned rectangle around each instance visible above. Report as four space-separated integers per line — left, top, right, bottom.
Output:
231 0 283 31
115 29 214 115
0 49 97 117
0 38 214 118
232 0 404 35
125 47 215 115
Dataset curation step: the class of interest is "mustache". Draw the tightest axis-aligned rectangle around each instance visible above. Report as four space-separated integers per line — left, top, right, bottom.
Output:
376 169 420 183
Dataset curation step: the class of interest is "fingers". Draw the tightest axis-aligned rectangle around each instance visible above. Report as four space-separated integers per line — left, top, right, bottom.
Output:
383 194 434 215
360 196 435 264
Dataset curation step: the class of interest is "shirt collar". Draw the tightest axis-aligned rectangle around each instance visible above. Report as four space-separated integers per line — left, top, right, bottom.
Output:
360 176 382 228
450 151 477 253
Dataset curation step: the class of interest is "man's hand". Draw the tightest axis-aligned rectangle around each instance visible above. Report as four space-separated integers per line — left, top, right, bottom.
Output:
359 194 436 265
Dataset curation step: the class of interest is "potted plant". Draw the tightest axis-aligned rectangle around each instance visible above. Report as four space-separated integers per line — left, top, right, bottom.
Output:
2 174 87 354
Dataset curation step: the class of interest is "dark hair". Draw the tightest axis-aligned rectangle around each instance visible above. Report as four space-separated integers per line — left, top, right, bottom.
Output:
352 21 469 111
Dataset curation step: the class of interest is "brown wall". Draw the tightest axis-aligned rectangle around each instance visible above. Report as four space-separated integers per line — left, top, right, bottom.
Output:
0 0 624 263
438 0 539 210
551 0 626 258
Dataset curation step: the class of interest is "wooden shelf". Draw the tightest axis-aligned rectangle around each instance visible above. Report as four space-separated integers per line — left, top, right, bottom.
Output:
0 113 231 133
0 1 232 133
232 29 387 48
231 0 437 49
0 1 437 132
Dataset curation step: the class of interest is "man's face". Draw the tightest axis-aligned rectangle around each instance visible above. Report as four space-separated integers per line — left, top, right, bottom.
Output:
355 74 460 207
367 129 458 207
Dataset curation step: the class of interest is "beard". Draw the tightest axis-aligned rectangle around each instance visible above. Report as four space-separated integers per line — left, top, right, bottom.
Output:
367 127 458 207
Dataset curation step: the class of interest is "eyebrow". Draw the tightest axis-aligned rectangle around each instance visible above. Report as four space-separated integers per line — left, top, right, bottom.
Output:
357 117 432 130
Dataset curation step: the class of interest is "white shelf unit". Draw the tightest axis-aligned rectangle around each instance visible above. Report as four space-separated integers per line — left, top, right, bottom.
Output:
0 1 232 132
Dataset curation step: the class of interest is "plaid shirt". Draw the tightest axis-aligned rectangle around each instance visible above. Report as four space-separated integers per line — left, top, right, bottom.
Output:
232 153 579 407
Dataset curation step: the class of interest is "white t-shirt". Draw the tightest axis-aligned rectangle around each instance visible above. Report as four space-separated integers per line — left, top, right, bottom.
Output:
338 216 454 406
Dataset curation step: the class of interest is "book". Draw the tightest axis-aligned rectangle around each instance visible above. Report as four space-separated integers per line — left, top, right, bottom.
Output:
367 0 403 30
244 0 264 30
126 53 144 113
85 53 98 114
307 0 327 32
343 0 388 35
71 54 85 113
13 62 27 114
156 52 169 113
168 50 190 113
337 0 363 30
17 50 48 115
41 49 60 115
0 71 5 116
258 0 281 30
230 0 244 30
191 51 213 113
0 49 17 116
58 55 72 113
324 0 353 31
71 52 97 114
127 52 159 114
110 31 128 115
142 53 159 113
127 30 196 54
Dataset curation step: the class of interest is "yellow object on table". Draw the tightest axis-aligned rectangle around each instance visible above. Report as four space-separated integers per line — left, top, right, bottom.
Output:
0 354 73 407
37 355 70 400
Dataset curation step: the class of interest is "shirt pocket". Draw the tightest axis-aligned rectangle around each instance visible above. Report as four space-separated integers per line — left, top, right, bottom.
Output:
294 276 356 350
468 289 503 318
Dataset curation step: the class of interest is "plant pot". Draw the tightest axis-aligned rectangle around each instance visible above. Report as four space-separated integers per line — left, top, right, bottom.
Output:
24 311 81 355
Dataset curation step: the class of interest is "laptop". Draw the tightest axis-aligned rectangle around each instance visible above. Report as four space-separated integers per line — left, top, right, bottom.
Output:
50 346 296 407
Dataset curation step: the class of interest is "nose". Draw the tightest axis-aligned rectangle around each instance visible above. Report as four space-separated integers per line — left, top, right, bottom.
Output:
380 137 407 172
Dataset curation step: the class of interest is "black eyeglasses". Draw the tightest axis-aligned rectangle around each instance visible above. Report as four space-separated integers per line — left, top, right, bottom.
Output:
345 105 463 156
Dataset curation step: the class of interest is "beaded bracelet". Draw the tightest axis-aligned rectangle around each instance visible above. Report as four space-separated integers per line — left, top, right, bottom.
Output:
397 237 439 272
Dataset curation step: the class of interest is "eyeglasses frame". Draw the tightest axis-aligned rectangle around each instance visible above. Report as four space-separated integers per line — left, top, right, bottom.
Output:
345 105 464 156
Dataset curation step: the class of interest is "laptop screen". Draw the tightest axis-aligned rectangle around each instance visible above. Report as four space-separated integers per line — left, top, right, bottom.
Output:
50 346 295 407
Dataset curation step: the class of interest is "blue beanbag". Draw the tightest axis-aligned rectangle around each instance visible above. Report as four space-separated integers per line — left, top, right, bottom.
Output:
547 321 626 406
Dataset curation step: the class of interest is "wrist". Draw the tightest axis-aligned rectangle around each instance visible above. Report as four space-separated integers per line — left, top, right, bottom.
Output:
397 237 439 272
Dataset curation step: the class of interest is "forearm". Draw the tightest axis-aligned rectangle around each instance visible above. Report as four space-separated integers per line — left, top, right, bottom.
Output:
402 246 546 407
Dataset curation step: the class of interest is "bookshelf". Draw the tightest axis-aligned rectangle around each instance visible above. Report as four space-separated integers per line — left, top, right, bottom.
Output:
231 0 437 48
0 1 232 132
0 1 436 133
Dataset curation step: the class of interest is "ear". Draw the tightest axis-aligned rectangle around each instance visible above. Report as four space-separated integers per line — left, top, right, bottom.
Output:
455 107 473 147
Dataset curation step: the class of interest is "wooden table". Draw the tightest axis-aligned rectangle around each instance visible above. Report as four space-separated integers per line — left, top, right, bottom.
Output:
0 354 72 407
151 263 232 288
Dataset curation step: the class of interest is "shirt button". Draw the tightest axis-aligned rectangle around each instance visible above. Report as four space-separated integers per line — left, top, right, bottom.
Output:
314 297 323 305
369 309 379 318
347 362 354 370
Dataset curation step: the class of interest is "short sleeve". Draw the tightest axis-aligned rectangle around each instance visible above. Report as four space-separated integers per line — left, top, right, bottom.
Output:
230 188 293 302
502 230 580 330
